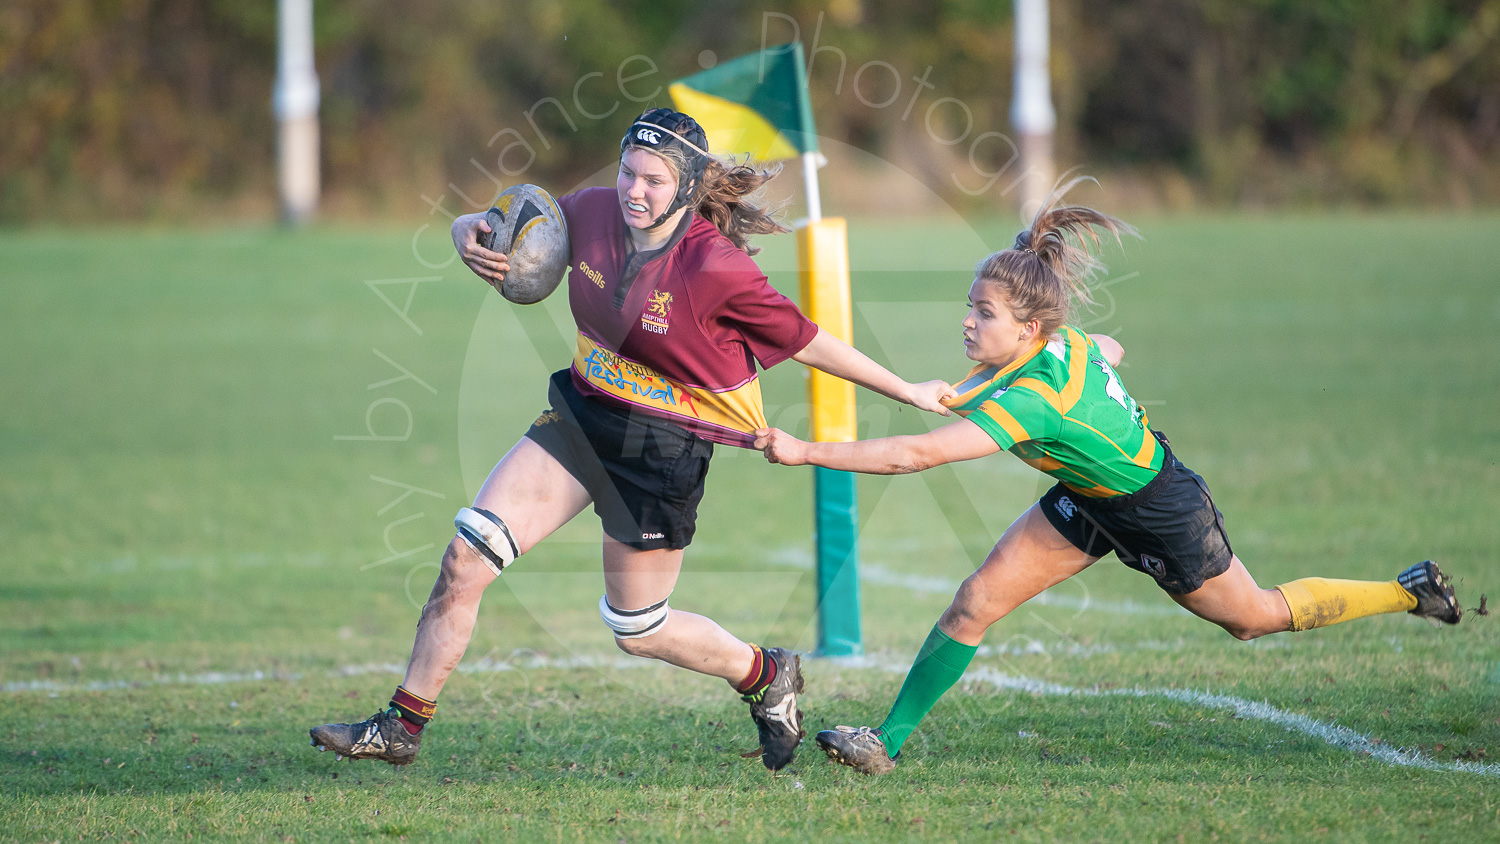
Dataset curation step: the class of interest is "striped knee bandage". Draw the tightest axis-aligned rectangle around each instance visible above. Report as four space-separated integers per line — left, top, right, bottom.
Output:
599 595 671 639
454 507 520 576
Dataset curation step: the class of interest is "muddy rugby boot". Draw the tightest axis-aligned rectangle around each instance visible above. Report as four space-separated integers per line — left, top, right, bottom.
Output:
743 647 805 770
816 725 897 775
1398 561 1462 624
309 709 421 765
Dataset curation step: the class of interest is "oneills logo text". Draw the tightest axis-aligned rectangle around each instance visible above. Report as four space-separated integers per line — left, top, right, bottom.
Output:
579 260 605 288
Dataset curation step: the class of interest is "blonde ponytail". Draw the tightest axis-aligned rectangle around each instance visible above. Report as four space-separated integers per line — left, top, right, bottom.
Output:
975 177 1138 336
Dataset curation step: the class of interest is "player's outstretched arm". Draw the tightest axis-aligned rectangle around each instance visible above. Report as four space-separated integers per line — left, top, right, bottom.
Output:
1092 333 1125 368
451 212 512 286
791 328 957 415
755 419 1000 475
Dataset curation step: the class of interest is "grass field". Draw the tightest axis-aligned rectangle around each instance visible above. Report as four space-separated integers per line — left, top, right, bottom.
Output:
3 213 1499 842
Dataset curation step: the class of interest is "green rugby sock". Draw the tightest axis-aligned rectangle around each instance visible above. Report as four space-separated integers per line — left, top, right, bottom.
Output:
877 624 978 757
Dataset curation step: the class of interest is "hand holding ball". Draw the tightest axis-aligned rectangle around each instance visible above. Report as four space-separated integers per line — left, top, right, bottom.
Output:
478 185 570 305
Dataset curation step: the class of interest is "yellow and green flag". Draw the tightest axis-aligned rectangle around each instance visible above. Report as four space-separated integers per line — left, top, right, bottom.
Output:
669 42 818 161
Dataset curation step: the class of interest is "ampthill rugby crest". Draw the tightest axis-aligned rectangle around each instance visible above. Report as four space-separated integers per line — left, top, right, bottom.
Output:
641 289 673 334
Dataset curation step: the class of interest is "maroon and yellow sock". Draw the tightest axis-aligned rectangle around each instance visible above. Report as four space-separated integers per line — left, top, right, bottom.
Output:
389 686 437 735
735 644 777 699
1275 577 1418 632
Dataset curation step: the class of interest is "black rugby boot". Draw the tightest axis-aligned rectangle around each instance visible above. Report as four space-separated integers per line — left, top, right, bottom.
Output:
743 647 805 770
816 725 898 775
309 709 422 765
1398 561 1462 624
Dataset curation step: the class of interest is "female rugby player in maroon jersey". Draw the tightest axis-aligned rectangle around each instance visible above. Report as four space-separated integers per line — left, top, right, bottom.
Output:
309 109 956 771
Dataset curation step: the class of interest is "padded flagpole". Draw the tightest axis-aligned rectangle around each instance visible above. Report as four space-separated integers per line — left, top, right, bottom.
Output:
797 152 862 657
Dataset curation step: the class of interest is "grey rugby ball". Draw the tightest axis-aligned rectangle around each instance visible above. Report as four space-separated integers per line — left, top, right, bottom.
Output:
480 184 570 304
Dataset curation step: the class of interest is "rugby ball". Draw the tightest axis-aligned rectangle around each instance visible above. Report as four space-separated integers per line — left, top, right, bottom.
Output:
480 184 570 304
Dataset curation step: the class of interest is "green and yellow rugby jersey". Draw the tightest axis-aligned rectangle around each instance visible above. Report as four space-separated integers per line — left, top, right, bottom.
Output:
945 325 1164 498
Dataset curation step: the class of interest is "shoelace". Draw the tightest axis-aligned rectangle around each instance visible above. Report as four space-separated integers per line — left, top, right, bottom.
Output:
840 727 897 760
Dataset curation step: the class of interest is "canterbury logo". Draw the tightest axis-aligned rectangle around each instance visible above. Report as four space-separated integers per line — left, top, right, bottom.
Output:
1054 496 1077 520
635 128 661 144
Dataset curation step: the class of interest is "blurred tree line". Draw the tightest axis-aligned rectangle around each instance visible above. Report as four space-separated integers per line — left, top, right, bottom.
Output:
2 0 1497 223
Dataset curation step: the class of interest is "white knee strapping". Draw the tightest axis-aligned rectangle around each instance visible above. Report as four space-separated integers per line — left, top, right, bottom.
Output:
599 594 671 639
453 507 520 576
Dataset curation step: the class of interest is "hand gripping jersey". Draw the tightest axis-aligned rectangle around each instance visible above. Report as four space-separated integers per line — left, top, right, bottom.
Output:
946 326 1165 497
557 188 818 447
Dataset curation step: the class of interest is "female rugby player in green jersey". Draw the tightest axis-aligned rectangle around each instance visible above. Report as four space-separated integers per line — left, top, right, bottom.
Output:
755 181 1463 775
309 109 955 772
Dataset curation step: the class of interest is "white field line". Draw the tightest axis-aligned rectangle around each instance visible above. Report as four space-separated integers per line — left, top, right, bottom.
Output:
106 548 1179 619
766 546 1186 617
859 563 1187 617
955 665 1500 779
334 654 651 677
4 670 302 694
9 649 1493 779
2 654 654 694
2 636 1193 695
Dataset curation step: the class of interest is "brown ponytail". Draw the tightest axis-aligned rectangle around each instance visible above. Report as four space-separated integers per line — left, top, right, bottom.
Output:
693 159 789 255
975 177 1138 337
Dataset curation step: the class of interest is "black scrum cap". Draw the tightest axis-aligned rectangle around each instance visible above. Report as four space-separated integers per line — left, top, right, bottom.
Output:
621 108 712 230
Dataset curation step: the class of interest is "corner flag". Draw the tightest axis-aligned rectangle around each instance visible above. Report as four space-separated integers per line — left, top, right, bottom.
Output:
668 43 818 161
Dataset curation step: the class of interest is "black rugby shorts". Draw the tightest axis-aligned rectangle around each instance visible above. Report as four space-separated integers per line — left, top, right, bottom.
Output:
524 369 713 551
1039 443 1233 594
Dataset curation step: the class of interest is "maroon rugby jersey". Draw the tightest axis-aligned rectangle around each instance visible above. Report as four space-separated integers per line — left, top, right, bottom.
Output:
556 187 817 447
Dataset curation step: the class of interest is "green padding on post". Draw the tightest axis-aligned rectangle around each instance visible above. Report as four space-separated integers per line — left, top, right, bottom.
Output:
814 466 862 656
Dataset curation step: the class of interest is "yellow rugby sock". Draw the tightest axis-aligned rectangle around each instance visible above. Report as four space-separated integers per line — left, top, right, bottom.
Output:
1275 578 1418 632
